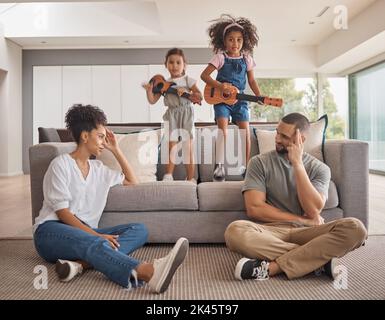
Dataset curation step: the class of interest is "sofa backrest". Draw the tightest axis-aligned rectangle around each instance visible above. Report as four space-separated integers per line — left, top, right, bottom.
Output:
37 123 280 182
29 142 77 223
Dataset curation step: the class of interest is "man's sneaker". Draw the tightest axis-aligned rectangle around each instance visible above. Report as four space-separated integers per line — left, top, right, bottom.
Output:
213 163 225 182
314 258 339 280
148 237 189 293
234 258 270 281
55 259 83 282
162 174 174 181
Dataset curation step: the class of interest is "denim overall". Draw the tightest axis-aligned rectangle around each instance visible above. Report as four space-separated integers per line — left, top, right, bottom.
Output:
214 53 249 122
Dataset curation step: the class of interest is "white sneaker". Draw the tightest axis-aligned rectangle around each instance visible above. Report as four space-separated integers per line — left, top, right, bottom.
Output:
148 237 189 294
162 174 174 181
213 163 225 182
186 178 197 184
55 259 83 282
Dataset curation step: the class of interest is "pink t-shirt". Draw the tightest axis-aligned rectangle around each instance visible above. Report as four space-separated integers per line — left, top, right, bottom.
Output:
209 52 256 71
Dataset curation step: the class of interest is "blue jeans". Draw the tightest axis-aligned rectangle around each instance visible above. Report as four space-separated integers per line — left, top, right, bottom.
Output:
34 221 148 288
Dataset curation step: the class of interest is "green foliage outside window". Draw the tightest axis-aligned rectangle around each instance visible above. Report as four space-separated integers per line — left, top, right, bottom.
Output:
250 78 346 139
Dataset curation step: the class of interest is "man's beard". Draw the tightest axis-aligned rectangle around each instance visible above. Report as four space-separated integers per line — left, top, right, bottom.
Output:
276 144 288 154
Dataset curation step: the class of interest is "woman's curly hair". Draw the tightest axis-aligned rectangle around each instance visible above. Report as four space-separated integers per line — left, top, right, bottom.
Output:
65 104 107 144
207 14 259 54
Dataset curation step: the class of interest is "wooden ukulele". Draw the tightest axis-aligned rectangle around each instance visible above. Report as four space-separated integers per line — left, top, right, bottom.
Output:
149 74 202 105
204 84 283 107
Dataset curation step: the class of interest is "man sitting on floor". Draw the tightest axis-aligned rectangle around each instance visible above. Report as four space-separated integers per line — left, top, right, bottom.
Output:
225 112 367 281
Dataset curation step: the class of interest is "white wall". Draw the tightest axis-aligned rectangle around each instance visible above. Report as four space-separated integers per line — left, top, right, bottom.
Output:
32 64 215 144
254 45 317 77
0 69 7 174
0 22 23 176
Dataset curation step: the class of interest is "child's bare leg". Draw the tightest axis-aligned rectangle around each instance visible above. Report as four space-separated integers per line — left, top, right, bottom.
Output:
166 141 178 175
184 138 195 180
237 121 251 165
216 118 229 164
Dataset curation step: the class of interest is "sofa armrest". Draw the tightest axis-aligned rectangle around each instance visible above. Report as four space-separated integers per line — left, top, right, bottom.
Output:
29 142 76 224
324 140 369 227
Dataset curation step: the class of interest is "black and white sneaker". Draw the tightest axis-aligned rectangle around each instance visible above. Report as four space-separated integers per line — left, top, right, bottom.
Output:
213 163 225 182
55 259 83 282
314 258 339 280
234 258 270 280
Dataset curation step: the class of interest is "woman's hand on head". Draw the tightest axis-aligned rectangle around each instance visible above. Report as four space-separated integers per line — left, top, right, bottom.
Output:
104 128 119 153
99 233 120 250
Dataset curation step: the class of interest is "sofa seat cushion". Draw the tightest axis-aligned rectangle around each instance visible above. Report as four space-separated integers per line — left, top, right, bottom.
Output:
105 181 198 212
325 180 339 209
198 182 245 211
198 180 339 212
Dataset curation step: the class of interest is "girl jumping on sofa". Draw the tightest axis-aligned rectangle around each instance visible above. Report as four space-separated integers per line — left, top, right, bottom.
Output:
33 104 189 293
143 48 202 182
201 14 262 181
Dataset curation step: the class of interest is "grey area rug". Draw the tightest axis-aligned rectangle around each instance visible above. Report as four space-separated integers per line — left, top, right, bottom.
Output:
1 236 384 300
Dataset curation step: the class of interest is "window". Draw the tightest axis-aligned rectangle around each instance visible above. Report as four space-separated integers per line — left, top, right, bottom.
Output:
249 77 348 140
323 77 348 139
250 77 317 122
350 62 385 174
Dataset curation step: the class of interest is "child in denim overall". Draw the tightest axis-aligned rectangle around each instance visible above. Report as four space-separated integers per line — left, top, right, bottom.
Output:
201 15 261 181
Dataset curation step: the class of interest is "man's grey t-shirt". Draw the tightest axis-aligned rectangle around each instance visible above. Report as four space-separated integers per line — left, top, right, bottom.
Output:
242 151 331 216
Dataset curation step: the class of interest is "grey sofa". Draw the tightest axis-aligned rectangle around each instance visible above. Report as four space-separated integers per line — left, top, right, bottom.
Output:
29 124 369 243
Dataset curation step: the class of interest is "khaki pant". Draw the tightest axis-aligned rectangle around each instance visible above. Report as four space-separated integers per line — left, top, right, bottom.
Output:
224 218 367 279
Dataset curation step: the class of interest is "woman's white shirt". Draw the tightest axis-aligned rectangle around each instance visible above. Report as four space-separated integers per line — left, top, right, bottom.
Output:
34 153 124 231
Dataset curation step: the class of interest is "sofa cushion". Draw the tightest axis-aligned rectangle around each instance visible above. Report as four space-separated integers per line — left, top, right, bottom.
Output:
198 180 339 211
38 127 61 143
157 130 199 181
197 126 216 182
97 129 161 183
198 126 250 182
325 180 339 209
253 115 328 162
198 124 294 182
105 181 198 212
198 181 245 211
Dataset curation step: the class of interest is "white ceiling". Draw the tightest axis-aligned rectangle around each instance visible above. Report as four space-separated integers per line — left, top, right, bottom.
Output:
1 0 385 74
0 0 377 48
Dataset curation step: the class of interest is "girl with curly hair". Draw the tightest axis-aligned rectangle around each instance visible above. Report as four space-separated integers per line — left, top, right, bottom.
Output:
201 14 261 181
33 104 188 293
